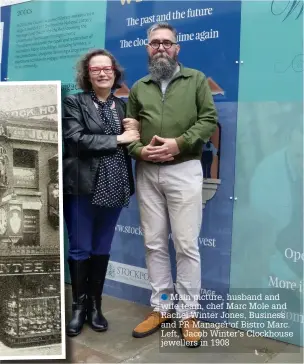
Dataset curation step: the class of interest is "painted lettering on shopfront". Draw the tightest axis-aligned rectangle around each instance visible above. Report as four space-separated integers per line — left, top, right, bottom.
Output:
0 260 60 275
5 105 58 118
7 126 58 143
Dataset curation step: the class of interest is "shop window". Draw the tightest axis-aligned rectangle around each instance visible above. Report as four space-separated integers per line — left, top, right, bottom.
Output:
13 149 38 189
2 275 61 346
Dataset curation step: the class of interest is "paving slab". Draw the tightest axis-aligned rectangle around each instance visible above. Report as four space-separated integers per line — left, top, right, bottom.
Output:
60 286 303 364
64 287 157 361
120 323 289 363
71 309 159 361
268 345 303 363
65 338 119 363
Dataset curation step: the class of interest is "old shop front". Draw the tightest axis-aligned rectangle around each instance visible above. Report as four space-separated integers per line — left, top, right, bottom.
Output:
0 105 61 347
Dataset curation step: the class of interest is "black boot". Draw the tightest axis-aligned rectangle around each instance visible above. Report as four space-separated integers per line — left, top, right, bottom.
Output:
66 258 89 337
87 254 110 332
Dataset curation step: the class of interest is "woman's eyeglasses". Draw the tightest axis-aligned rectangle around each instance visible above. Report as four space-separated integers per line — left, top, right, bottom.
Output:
89 66 115 75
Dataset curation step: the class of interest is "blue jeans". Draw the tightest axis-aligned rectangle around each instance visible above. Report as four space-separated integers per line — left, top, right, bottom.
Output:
64 195 122 260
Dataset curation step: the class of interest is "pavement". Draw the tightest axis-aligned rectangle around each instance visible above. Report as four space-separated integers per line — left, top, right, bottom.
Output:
0 285 302 363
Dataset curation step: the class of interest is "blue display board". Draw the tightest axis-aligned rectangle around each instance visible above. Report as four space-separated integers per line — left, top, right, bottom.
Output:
1 0 302 347
103 0 241 313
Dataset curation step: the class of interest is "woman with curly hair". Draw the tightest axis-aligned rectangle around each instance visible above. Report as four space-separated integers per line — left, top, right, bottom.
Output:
62 49 139 337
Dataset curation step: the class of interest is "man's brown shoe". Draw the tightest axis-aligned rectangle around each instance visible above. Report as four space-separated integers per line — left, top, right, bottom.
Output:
132 311 171 338
180 317 201 348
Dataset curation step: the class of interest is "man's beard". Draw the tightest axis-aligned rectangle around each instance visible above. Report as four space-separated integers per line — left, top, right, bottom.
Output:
148 53 177 82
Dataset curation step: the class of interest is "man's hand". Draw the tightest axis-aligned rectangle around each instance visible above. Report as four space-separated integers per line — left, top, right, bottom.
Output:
122 118 139 131
146 136 180 162
141 135 179 163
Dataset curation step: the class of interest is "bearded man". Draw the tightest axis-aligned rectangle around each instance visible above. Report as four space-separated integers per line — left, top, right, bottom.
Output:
126 22 218 347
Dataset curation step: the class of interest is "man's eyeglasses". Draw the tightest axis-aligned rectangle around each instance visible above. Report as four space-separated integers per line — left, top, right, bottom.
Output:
89 66 115 75
149 40 177 50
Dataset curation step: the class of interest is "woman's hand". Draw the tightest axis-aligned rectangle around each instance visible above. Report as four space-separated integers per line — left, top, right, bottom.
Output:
122 118 139 131
117 130 140 144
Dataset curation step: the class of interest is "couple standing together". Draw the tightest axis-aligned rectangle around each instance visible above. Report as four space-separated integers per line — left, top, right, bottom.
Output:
63 22 218 348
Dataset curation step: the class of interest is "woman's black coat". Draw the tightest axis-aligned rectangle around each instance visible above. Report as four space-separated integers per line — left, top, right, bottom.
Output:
62 92 135 196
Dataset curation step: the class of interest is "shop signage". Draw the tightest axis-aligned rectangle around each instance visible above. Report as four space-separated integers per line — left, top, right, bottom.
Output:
13 167 37 188
23 211 38 234
0 259 60 275
5 105 57 119
6 126 57 143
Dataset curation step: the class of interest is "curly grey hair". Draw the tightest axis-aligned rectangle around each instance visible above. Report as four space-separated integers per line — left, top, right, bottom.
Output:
147 22 177 42
75 49 124 92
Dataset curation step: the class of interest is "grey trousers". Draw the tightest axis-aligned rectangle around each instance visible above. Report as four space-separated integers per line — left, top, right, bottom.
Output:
136 159 203 319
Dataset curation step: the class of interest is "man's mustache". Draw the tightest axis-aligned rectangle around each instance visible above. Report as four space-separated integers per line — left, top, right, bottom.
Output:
153 53 168 58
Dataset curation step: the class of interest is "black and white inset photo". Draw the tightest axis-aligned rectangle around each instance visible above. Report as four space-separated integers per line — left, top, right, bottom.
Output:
0 81 65 360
